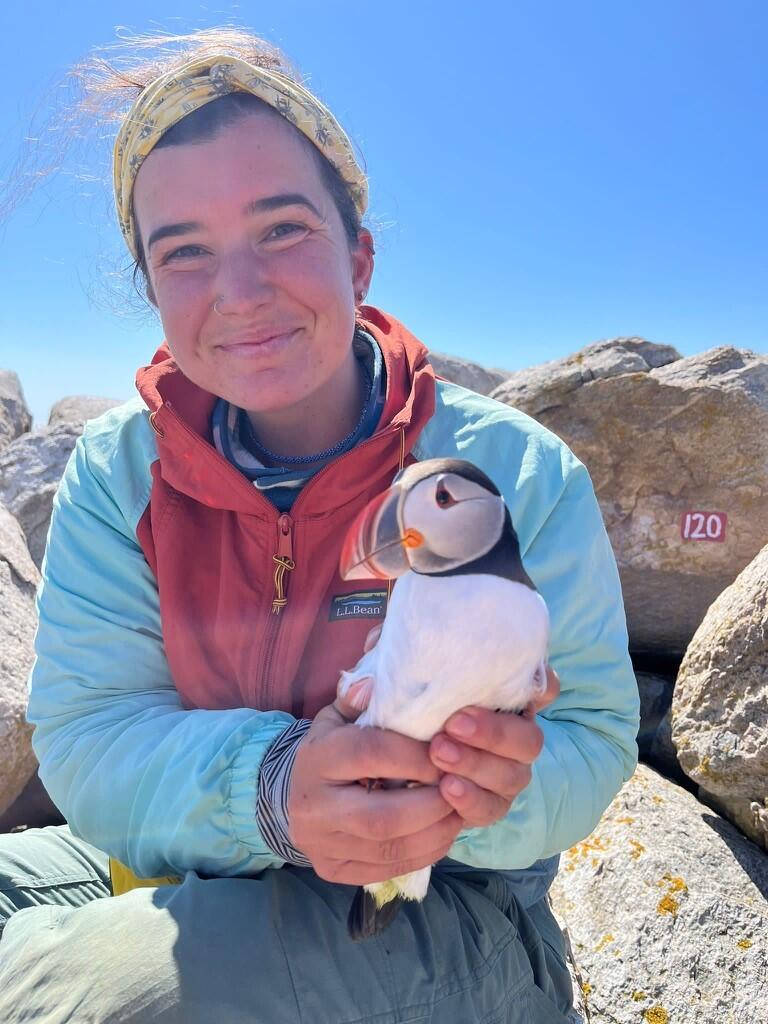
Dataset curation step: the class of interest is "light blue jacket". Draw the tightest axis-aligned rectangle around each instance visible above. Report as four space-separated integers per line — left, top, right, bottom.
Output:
26 377 640 887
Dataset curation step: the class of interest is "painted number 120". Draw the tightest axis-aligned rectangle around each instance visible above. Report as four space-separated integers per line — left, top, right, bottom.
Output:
681 511 727 542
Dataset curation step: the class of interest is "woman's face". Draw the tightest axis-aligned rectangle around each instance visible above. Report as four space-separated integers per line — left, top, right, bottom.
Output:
132 111 373 416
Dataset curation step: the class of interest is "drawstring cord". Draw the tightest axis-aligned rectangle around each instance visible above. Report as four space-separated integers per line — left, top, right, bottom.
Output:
386 427 407 604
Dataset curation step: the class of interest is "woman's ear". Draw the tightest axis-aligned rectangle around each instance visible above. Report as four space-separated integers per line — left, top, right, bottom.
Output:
352 228 375 304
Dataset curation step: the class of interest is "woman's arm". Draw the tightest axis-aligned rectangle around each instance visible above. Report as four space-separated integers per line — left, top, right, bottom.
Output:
443 459 640 869
26 425 296 879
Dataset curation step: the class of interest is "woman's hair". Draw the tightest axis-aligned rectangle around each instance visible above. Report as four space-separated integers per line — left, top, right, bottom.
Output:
132 92 362 303
72 28 365 304
5 27 365 311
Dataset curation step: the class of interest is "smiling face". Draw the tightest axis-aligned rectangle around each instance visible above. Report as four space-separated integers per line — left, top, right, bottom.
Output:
132 109 373 432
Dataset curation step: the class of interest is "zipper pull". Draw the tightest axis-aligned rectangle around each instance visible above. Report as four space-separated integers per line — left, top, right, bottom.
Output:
271 514 295 614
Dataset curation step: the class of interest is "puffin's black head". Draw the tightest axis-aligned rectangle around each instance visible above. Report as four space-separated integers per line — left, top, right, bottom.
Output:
340 458 534 587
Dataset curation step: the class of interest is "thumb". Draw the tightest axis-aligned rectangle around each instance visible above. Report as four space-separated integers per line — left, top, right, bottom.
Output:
363 623 383 653
333 676 373 723
523 664 561 718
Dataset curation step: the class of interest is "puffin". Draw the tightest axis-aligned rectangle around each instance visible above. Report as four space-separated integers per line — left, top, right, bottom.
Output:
337 457 550 940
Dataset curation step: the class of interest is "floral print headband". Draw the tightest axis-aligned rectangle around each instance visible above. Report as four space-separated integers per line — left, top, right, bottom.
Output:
113 53 368 259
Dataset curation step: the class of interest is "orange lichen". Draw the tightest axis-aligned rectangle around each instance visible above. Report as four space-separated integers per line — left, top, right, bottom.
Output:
737 939 753 950
643 1008 669 1024
594 933 615 952
566 835 611 865
657 873 688 894
651 795 664 804
655 873 688 917
615 816 635 825
629 839 646 859
581 981 593 997
632 991 648 1001
657 894 679 917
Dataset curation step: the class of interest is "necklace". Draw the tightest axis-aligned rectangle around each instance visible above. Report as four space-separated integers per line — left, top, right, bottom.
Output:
241 362 375 466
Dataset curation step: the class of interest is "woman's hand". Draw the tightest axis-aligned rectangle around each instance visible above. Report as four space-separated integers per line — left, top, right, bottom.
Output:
428 665 561 827
287 698 464 887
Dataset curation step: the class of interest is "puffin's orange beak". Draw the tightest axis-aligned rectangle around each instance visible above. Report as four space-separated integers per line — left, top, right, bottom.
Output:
340 485 419 580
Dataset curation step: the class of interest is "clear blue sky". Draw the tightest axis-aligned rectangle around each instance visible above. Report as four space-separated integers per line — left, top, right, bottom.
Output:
1 1 766 427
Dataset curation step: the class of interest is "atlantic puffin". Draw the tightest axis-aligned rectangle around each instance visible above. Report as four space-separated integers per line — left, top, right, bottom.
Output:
338 457 550 940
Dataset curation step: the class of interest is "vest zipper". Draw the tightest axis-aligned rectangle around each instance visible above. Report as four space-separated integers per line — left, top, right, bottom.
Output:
271 514 295 614
262 513 294 708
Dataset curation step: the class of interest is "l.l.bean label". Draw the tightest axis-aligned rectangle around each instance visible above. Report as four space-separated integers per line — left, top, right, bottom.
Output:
680 511 727 542
329 590 388 621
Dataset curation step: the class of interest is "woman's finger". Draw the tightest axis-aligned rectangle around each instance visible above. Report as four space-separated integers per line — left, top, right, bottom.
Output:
525 663 560 716
321 723 442 785
436 775 513 829
363 623 383 653
314 840 461 887
333 676 373 722
441 707 544 764
429 737 533 802
302 808 463 865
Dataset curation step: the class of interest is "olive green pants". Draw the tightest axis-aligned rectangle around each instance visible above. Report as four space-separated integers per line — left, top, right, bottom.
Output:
0 826 577 1023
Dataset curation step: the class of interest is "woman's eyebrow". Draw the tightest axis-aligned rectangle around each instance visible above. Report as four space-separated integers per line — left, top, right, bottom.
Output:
146 194 322 253
244 193 322 218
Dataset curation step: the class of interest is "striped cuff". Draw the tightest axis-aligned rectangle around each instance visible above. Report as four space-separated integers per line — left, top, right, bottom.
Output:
256 717 313 866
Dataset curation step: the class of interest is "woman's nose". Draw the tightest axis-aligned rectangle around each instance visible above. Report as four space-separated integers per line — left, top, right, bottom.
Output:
213 249 276 316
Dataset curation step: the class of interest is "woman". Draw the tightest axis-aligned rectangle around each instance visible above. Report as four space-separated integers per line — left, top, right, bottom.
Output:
0 29 639 1023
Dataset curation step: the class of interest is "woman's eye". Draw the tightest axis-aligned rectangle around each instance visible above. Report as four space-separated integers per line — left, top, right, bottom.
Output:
162 245 206 262
266 222 307 242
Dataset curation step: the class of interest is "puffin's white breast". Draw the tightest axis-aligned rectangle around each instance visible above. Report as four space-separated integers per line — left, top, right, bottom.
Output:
359 571 549 740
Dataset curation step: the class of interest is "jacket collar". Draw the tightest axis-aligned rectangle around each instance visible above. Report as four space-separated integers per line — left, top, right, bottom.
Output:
135 306 436 516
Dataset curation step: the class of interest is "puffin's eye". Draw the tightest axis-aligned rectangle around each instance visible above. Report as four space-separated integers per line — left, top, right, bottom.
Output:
435 485 457 508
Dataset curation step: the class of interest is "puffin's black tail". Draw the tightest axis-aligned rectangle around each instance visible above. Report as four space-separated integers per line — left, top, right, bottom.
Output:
347 888 404 941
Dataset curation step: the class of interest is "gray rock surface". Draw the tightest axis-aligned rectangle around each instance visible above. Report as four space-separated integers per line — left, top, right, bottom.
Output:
0 502 40 816
671 543 768 850
635 671 673 760
489 336 681 414
428 351 511 396
634 671 687 785
48 395 124 427
0 423 82 568
550 763 768 1024
492 342 768 658
0 770 64 833
0 371 32 453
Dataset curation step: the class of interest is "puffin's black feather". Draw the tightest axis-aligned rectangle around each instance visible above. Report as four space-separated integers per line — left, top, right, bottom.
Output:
347 888 405 941
420 507 536 588
395 457 502 497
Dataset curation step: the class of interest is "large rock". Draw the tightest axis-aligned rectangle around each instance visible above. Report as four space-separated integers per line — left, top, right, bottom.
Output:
492 342 768 658
48 395 124 428
0 423 82 568
671 543 768 850
0 770 64 834
635 671 687 784
489 337 681 413
428 352 510 396
0 371 32 453
0 502 40 816
550 763 768 1024
635 671 673 760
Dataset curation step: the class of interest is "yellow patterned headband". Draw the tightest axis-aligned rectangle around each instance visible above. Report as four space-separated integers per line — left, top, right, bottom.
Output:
113 53 368 260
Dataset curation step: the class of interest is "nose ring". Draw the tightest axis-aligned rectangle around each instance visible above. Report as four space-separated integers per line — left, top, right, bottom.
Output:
213 297 225 316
